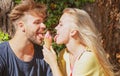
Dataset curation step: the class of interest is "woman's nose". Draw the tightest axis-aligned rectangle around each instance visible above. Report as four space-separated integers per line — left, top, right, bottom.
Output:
55 25 58 30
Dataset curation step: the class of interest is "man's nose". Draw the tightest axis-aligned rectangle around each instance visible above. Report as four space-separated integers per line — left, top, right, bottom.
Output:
40 23 46 29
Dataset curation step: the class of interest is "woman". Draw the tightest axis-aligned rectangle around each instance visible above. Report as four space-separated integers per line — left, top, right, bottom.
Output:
43 8 114 76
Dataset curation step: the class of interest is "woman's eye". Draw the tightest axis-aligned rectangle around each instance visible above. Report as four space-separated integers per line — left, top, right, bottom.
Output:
59 23 62 26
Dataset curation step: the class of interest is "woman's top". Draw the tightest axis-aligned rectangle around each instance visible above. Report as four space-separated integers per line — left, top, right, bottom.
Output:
58 48 105 76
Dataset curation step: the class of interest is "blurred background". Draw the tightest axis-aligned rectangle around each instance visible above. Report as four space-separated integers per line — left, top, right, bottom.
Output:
0 0 120 75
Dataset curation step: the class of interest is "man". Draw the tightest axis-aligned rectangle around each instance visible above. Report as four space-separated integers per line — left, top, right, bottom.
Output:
0 0 53 76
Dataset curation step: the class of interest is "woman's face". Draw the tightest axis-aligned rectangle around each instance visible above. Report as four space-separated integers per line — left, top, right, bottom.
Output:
54 13 75 44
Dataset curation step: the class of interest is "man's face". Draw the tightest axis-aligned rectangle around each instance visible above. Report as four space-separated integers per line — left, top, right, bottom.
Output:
23 14 46 45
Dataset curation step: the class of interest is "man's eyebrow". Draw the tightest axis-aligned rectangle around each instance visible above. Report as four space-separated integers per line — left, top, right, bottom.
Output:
34 19 42 22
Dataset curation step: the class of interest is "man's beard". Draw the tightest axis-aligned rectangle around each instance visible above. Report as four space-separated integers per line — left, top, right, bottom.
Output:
28 36 43 46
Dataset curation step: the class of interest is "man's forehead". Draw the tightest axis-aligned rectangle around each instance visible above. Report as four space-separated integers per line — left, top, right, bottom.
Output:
25 13 44 20
25 11 44 18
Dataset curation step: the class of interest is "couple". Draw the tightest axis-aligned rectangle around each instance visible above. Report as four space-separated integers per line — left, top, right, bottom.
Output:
0 0 114 76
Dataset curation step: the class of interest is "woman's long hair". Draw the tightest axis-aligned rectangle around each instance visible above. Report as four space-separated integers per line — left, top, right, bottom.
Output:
63 8 114 76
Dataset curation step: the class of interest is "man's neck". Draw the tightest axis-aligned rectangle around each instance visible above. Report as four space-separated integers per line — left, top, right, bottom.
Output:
9 37 34 62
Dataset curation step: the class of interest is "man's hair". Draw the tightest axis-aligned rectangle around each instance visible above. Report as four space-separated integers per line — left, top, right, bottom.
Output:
9 0 47 22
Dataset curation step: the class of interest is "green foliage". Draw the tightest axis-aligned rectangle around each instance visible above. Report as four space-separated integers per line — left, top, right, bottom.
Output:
15 0 21 4
36 0 95 52
52 42 66 54
14 0 95 29
36 0 95 29
0 31 10 43
14 0 95 52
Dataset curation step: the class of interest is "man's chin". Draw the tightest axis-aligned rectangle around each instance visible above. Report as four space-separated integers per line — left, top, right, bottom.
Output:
30 39 43 46
35 40 43 46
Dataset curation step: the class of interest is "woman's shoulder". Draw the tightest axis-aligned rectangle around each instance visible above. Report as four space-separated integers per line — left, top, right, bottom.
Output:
81 51 96 59
79 51 98 64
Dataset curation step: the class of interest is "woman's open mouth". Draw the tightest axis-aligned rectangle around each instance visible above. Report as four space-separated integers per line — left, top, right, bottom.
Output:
54 34 59 41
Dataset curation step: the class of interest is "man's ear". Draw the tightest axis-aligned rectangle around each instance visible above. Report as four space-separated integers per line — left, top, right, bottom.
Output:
17 21 25 32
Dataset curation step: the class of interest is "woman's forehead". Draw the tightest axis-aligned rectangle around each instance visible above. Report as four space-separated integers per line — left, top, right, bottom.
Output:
60 13 75 22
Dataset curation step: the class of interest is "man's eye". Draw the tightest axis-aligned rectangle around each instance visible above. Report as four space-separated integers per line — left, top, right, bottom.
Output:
34 21 41 24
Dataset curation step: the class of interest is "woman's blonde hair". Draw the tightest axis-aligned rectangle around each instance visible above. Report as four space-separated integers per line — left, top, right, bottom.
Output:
63 8 114 76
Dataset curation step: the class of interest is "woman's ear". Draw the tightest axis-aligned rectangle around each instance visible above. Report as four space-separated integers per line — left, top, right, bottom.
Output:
70 30 78 37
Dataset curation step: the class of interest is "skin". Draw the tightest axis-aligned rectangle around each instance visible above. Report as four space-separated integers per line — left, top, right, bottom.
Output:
43 13 86 76
43 8 114 76
9 13 46 62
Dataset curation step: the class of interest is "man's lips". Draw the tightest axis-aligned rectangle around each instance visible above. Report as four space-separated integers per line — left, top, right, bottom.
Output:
36 33 44 40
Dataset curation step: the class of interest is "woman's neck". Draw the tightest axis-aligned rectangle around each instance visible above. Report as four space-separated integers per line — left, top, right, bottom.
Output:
67 41 86 69
66 39 86 56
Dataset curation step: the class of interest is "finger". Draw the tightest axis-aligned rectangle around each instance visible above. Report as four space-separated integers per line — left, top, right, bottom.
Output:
42 49 46 55
42 49 49 56
43 45 49 50
50 46 56 55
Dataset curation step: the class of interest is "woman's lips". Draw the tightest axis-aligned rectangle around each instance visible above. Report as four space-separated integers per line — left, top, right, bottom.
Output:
54 34 58 41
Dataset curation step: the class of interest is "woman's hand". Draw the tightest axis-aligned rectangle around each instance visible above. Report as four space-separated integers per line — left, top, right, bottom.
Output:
43 31 63 76
42 46 57 66
43 31 57 66
42 46 63 76
44 31 52 50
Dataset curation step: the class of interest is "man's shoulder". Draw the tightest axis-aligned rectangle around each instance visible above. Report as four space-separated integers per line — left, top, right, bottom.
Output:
0 41 8 48
0 42 9 66
0 42 9 54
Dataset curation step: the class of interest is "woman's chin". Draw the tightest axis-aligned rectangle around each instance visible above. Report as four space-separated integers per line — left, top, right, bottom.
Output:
56 41 63 45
